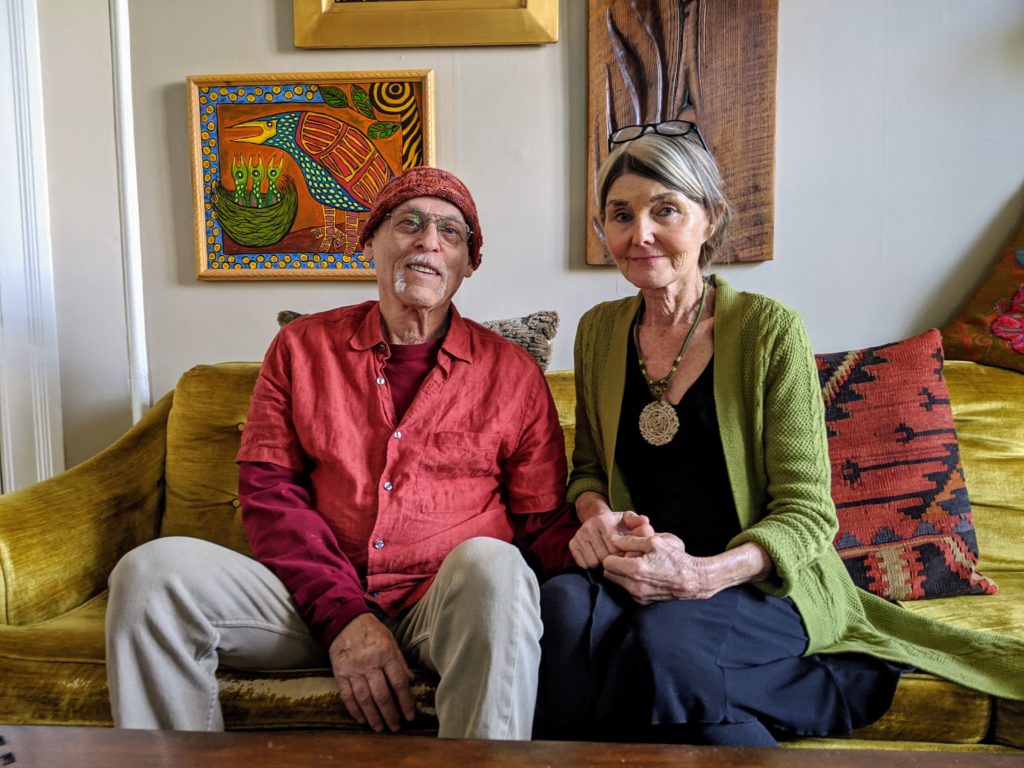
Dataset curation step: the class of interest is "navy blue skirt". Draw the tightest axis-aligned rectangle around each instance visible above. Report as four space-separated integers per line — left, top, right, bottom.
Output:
534 571 904 746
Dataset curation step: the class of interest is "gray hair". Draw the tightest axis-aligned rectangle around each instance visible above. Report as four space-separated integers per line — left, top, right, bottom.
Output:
596 133 733 268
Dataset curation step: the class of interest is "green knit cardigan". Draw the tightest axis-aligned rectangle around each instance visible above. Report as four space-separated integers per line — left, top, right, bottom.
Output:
567 275 1024 700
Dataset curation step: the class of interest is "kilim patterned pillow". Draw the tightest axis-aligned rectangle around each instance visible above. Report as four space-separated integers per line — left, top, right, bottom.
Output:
816 329 998 601
942 215 1024 373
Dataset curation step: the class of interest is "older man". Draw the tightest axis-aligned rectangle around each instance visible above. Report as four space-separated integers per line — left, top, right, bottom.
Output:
105 167 575 739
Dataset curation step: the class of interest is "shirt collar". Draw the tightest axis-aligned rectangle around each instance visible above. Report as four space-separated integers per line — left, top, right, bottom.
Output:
351 301 473 366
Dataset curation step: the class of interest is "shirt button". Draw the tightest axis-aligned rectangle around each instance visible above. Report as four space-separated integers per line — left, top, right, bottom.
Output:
383 481 394 491
374 539 385 549
393 430 402 439
377 343 386 352
376 376 385 385
370 591 380 599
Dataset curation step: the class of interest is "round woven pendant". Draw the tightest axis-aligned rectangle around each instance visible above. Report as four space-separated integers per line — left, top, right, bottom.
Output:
638 399 679 446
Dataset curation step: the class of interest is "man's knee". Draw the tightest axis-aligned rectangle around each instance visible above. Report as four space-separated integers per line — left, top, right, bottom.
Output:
110 537 182 593
444 537 538 592
435 538 540 628
108 537 219 619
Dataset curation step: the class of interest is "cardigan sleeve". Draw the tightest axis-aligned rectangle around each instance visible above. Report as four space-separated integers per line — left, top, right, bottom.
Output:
566 308 611 504
727 307 839 595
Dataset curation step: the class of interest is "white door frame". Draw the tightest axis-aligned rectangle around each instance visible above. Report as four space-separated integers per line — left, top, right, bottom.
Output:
0 0 63 492
110 0 150 423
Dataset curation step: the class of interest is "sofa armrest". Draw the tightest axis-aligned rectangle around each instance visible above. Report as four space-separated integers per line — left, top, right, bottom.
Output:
0 391 173 625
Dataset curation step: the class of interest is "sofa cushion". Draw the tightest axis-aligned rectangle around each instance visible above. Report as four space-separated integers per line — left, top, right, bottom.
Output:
546 370 575 469
0 590 440 731
902 570 1024 641
943 217 1024 374
218 669 437 731
1 589 994 745
995 699 1024 750
944 360 1024 573
0 593 110 726
815 330 997 601
906 575 1024 750
849 672 992 745
162 362 261 553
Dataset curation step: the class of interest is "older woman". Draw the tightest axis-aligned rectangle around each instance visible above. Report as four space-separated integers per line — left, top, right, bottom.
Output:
533 124 1024 746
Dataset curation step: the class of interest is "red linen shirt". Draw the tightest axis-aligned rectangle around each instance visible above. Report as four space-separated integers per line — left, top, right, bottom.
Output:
236 301 573 646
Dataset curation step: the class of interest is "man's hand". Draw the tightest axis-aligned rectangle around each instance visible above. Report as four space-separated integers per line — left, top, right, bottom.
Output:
328 613 416 733
569 493 655 569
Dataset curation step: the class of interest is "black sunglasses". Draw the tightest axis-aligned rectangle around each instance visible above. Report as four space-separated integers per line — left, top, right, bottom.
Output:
607 120 708 153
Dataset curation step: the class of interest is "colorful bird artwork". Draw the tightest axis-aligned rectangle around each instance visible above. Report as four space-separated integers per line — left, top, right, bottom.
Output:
231 111 394 254
212 156 298 248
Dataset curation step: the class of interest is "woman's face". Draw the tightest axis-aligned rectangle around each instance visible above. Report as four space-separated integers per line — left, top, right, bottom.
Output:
602 173 711 292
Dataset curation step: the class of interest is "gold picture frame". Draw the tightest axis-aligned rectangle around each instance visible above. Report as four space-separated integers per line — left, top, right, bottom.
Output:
188 70 435 281
293 0 558 48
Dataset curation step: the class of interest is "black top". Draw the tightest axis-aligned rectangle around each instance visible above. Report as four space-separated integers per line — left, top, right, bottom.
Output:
615 333 740 556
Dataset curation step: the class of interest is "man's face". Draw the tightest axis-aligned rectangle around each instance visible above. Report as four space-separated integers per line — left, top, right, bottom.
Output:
365 195 475 313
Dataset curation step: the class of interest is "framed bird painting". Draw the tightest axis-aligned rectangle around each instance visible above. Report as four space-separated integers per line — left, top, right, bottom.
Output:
188 70 435 280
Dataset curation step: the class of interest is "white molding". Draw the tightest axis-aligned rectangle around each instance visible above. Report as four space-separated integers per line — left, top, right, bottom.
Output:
0 0 64 491
109 0 150 421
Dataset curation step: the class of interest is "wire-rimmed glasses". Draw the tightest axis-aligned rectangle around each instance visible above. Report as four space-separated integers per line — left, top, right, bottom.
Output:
607 120 708 153
385 208 473 246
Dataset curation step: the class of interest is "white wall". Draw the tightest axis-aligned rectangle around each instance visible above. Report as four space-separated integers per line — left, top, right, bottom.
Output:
38 0 1024 466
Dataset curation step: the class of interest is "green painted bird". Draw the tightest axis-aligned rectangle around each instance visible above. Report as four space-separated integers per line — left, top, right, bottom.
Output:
232 111 394 253
264 158 284 206
230 158 249 206
247 158 266 209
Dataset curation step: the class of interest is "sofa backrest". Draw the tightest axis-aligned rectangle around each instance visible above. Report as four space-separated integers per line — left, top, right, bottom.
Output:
160 364 577 554
159 361 1022 575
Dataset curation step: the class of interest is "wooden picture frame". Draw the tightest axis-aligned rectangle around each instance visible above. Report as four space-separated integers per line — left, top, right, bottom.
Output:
188 70 434 281
587 0 778 265
293 0 558 49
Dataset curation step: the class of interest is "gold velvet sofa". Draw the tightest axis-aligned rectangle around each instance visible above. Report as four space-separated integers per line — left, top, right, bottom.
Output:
0 360 1022 753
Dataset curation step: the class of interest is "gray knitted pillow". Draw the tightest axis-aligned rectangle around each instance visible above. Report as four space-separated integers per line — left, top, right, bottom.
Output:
276 309 559 371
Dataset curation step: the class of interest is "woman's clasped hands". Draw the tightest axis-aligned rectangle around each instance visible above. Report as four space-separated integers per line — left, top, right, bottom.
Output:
569 492 713 603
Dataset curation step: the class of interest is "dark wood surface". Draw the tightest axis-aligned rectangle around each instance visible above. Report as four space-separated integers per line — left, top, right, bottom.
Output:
3 726 1023 768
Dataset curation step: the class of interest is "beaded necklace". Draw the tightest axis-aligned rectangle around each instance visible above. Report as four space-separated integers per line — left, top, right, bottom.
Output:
633 278 708 446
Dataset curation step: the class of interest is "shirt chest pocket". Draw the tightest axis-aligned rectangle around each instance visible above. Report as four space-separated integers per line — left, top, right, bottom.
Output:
419 431 500 478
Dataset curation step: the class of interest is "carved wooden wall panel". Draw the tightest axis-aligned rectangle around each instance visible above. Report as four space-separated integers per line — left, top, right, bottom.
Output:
587 0 778 265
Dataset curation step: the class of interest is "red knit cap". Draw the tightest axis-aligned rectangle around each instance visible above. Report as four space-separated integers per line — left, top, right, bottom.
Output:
358 167 483 269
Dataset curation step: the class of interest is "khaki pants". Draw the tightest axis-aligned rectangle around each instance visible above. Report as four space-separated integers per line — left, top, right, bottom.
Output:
105 536 541 739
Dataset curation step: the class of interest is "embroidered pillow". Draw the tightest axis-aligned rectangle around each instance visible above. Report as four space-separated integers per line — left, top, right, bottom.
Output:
816 329 998 601
942 217 1024 373
480 311 559 371
276 309 559 371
